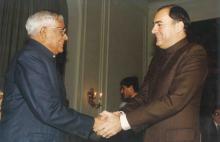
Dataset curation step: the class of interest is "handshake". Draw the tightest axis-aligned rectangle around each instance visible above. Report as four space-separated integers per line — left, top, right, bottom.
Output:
93 111 123 138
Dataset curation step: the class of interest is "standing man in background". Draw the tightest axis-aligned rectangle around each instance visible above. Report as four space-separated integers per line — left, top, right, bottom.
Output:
118 76 144 142
104 76 144 142
0 11 102 142
119 76 145 113
201 105 220 142
94 4 208 142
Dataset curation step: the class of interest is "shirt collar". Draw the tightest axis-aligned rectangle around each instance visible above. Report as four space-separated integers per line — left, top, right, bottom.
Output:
214 121 220 127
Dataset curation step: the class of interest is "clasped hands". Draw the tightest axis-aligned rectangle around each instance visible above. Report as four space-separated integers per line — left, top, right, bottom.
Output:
93 111 122 138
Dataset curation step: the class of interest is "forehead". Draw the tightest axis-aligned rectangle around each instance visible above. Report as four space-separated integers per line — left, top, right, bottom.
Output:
55 18 65 27
121 85 128 89
153 8 173 23
214 108 220 112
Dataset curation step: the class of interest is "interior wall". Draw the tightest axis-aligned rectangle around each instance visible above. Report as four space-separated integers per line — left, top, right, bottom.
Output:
65 0 83 110
65 0 145 115
107 0 145 111
65 0 103 116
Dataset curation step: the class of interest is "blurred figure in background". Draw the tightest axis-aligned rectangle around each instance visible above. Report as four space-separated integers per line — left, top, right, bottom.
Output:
201 105 220 142
119 76 145 113
119 76 145 142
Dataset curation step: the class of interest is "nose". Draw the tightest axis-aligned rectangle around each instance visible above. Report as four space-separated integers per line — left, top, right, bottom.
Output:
64 34 68 40
151 25 157 34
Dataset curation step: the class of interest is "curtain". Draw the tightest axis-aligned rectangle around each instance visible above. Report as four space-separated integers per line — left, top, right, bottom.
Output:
0 0 68 89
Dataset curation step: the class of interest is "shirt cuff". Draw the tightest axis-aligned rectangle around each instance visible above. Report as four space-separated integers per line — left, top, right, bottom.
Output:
119 111 131 130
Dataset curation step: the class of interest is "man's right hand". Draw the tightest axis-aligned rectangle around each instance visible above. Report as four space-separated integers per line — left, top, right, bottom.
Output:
93 111 122 138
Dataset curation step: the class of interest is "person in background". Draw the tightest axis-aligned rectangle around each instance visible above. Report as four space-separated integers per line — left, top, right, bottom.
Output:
94 4 208 142
118 76 144 142
201 105 220 142
119 76 145 113
104 76 144 142
0 10 103 142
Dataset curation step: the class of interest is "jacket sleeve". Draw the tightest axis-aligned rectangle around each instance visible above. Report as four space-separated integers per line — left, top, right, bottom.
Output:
126 46 208 129
15 52 94 139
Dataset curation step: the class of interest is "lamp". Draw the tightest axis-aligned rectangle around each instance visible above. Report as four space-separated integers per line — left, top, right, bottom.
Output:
87 88 102 109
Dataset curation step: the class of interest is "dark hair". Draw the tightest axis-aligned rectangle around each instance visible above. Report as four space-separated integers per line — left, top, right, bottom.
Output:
120 76 139 92
158 4 192 38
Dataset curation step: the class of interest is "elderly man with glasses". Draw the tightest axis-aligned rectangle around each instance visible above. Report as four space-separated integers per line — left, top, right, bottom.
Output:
0 11 103 142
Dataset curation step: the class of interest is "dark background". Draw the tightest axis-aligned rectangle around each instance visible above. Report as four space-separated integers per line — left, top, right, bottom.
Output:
191 18 220 118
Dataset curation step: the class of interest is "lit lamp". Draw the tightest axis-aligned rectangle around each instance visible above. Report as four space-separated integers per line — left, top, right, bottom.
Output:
87 88 102 109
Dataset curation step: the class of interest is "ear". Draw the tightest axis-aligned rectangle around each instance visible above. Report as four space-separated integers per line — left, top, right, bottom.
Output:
39 27 47 41
175 21 184 33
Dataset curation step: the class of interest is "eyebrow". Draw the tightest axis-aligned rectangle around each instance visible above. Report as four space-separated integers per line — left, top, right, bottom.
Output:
57 27 65 29
153 21 163 25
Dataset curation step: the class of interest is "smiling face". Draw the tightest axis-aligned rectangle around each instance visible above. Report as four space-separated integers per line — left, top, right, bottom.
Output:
43 18 68 55
151 8 184 49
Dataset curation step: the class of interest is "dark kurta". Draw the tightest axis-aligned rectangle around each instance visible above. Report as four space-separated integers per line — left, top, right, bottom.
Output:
0 39 94 142
126 38 208 142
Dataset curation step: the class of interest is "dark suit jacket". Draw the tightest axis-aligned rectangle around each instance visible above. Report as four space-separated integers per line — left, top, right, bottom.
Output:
120 95 146 113
126 38 208 142
0 39 94 142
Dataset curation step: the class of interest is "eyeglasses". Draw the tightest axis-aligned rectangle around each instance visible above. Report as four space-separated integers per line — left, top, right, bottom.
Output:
46 27 66 36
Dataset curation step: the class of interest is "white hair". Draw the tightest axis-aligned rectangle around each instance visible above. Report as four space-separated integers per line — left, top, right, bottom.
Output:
25 11 64 36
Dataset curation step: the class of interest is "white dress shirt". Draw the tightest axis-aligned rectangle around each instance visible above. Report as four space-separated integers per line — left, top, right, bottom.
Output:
119 111 131 130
